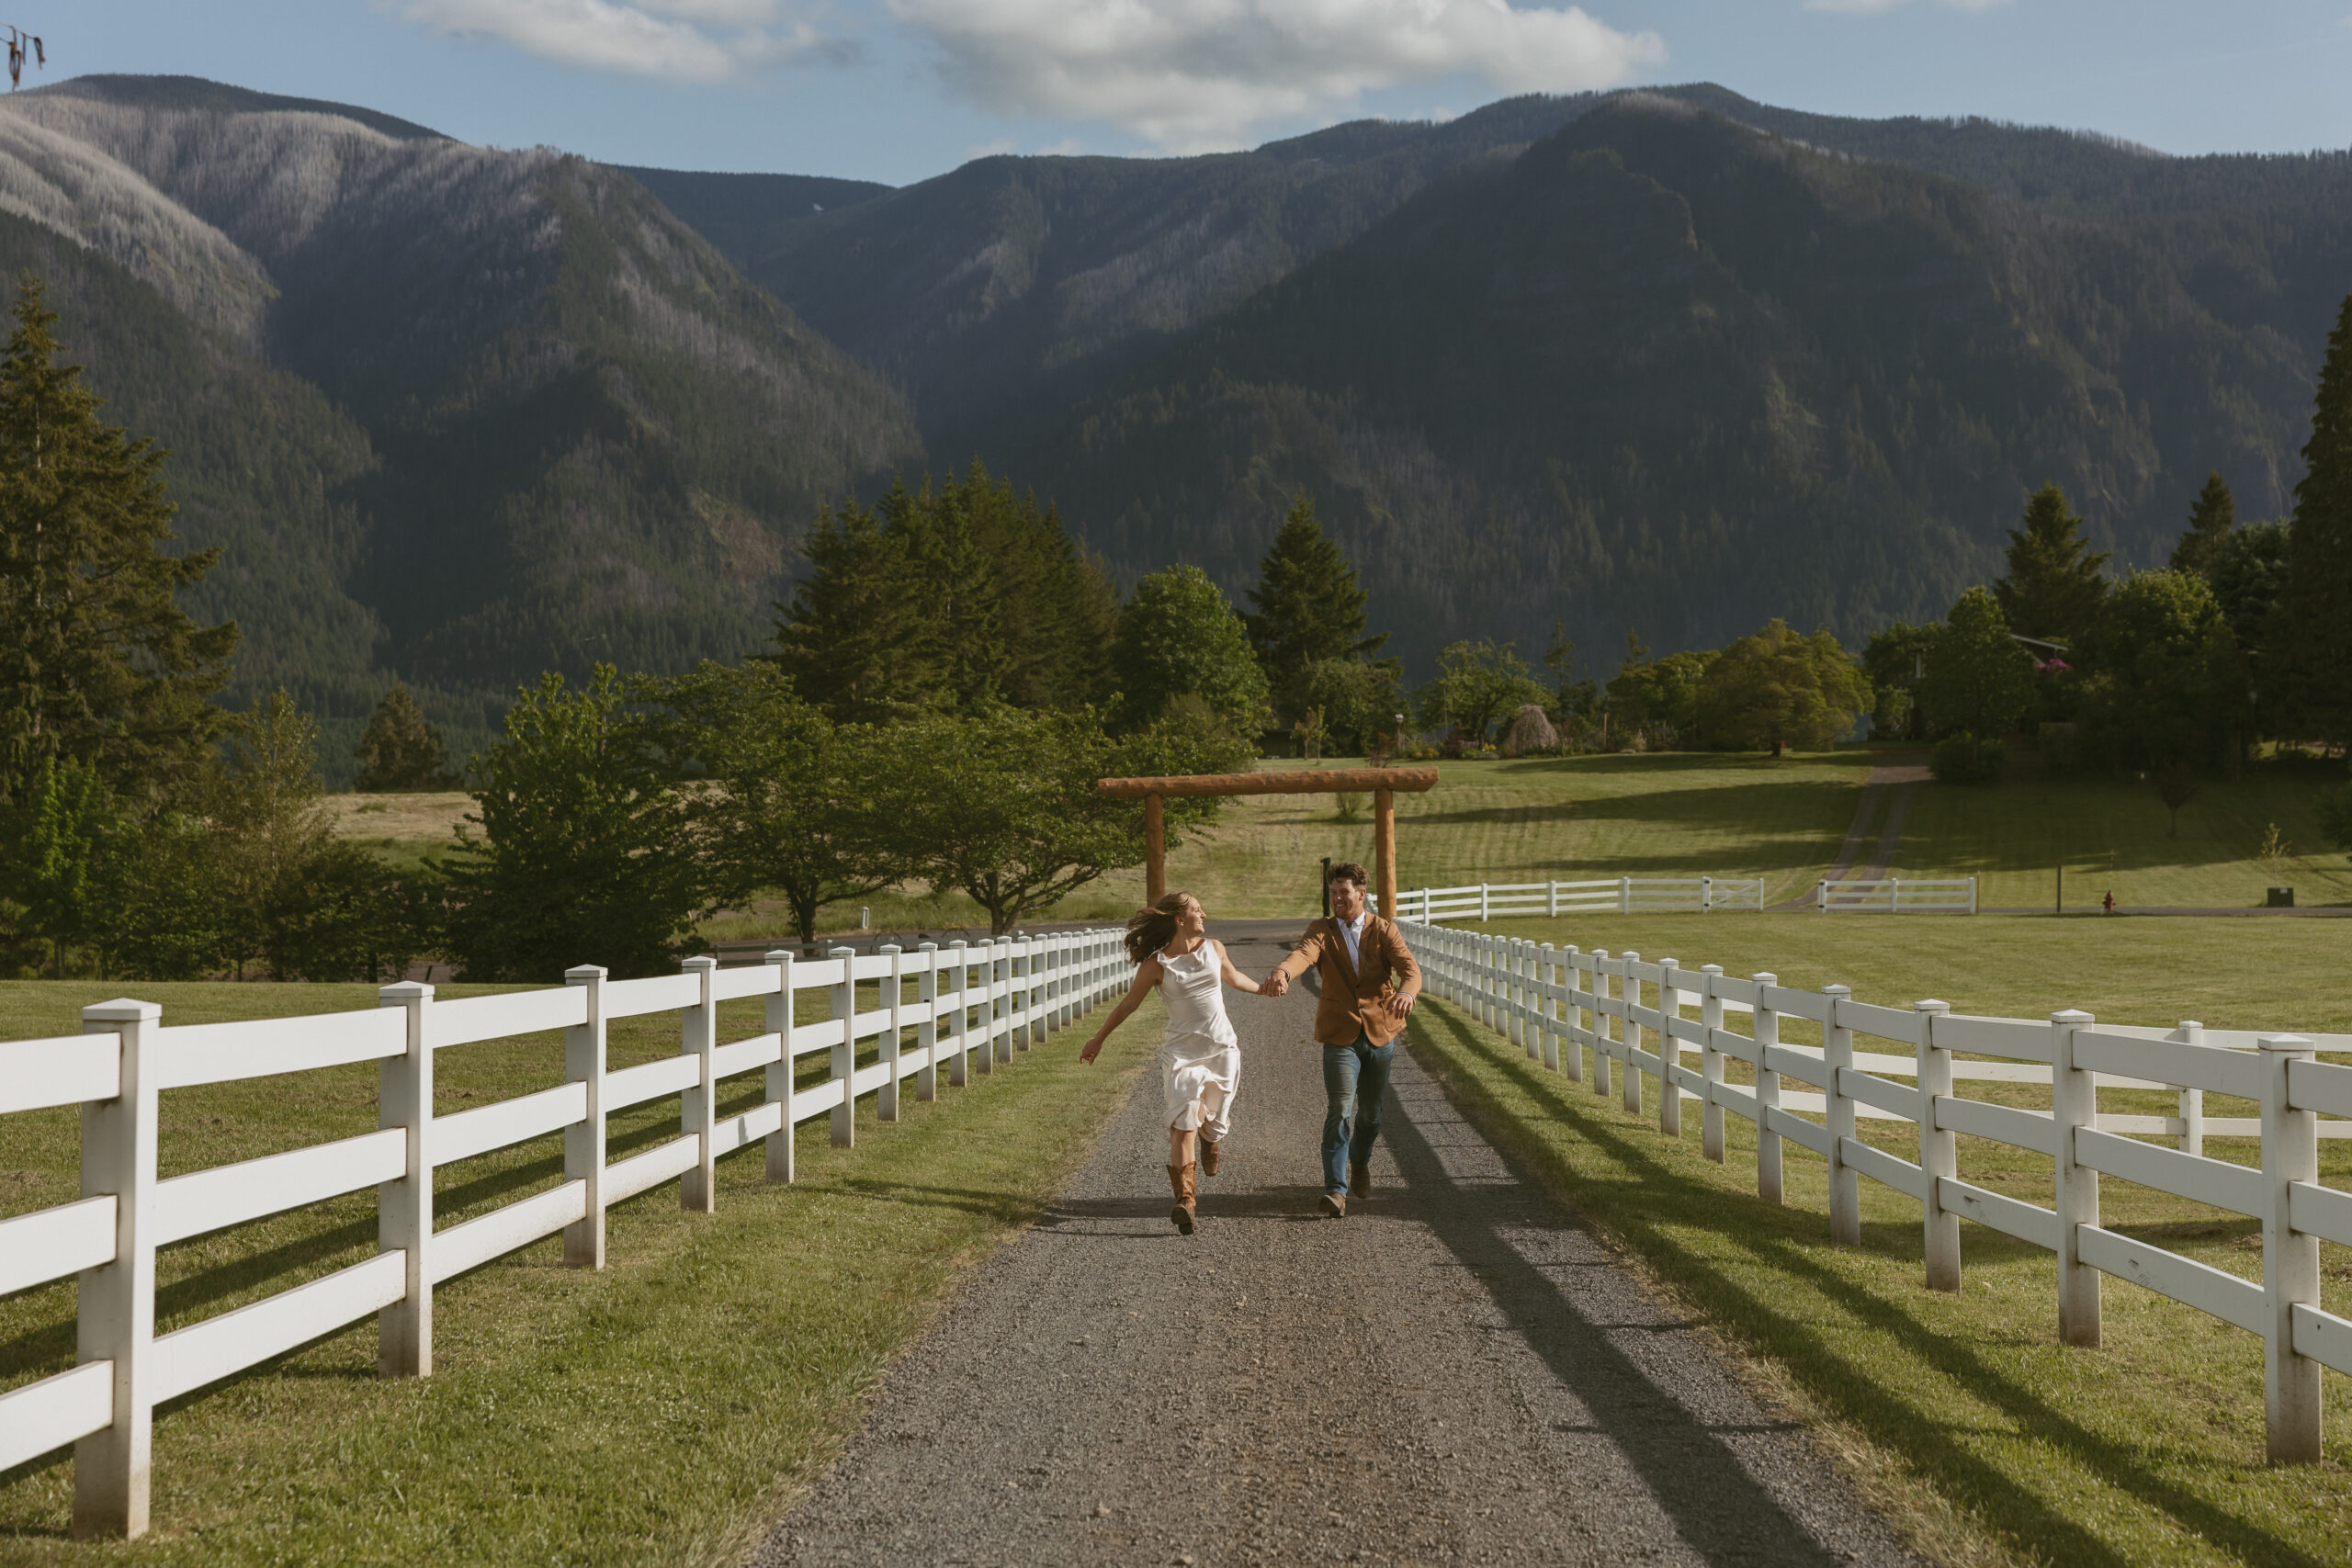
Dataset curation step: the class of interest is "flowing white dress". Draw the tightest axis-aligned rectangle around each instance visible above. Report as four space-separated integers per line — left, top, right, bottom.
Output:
1157 939 1241 1140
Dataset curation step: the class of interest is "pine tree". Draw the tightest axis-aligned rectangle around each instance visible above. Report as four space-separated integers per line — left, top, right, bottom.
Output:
353 683 458 791
2278 293 2352 745
2169 470 2236 578
0 275 237 807
1993 484 2109 643
1243 497 1386 709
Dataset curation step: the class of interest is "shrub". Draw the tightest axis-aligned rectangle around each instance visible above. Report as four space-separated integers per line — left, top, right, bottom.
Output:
1931 732 2008 785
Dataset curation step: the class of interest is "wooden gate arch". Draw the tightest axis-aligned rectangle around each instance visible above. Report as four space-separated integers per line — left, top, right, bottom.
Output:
1095 767 1441 918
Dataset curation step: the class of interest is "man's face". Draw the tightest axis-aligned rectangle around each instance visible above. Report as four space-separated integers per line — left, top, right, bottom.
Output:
1330 878 1367 921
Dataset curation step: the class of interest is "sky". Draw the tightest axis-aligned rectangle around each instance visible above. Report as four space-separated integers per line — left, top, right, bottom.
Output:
33 1 2352 186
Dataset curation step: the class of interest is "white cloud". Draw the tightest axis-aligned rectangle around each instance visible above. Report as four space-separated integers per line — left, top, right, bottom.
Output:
400 0 854 82
890 0 1668 152
1804 0 2013 13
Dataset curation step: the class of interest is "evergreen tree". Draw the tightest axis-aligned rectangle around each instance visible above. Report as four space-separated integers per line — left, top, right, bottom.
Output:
2169 470 2236 578
1993 484 2109 643
1242 497 1385 707
2278 293 2352 746
0 275 237 807
1111 565 1270 737
353 683 458 791
773 467 1115 724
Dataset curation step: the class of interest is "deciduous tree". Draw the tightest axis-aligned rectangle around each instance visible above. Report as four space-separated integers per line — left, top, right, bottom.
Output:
1111 565 1269 737
1917 589 2034 740
1419 639 1550 744
1694 620 1871 754
2075 570 2249 773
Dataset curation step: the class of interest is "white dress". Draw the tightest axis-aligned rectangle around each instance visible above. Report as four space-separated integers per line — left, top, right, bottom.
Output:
1157 940 1241 1141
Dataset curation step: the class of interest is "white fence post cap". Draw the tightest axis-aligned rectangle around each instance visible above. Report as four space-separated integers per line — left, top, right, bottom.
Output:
682 955 718 971
82 998 160 1024
566 964 607 982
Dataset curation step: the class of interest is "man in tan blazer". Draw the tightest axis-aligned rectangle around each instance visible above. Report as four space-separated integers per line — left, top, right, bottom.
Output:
1263 861 1421 1216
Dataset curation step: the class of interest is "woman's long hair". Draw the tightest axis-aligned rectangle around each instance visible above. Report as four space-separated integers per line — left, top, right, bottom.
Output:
1125 892 1195 965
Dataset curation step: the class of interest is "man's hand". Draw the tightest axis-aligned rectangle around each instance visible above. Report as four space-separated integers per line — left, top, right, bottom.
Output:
1392 992 1417 1020
1262 968 1290 998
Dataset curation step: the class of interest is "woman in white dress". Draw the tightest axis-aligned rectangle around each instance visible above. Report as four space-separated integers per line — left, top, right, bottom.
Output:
1080 890 1262 1234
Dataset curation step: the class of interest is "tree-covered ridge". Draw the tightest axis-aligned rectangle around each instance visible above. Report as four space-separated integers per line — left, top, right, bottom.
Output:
983 95 2337 672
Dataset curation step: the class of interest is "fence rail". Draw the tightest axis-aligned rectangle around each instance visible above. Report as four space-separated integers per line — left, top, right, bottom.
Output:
1816 877 1978 914
1390 877 1767 920
1400 919 2352 1462
0 929 1133 1538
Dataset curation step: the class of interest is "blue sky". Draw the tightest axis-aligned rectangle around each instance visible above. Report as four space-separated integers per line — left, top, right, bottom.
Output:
41 1 2352 186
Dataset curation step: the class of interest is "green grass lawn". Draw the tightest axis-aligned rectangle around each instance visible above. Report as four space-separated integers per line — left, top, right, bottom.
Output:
1414 912 2352 1567
0 976 1162 1563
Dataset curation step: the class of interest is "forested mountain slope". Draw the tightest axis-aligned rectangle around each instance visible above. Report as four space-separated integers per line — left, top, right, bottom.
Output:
975 96 2333 666
691 96 1603 438
0 75 922 768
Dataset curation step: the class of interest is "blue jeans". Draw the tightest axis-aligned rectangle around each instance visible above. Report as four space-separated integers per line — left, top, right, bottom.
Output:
1322 1035 1396 1195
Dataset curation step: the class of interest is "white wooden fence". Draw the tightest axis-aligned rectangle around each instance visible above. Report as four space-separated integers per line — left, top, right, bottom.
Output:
1404 919 2352 1462
0 930 1131 1539
1392 878 1767 920
1816 877 1977 913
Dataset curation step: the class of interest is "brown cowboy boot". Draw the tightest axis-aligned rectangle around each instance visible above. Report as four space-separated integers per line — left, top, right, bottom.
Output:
1200 1137 1220 1176
1167 1163 1197 1234
1350 1161 1371 1201
1318 1190 1346 1218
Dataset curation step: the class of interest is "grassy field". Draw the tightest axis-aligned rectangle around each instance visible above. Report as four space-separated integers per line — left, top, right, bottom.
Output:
326 751 2352 941
0 976 1164 1563
1412 912 2352 1567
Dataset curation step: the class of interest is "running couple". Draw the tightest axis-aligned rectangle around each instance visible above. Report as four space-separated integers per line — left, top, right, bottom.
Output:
1078 861 1421 1232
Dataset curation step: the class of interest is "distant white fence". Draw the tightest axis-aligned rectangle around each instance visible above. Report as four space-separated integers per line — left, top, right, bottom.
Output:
1394 878 1767 920
0 930 1132 1539
1404 919 2352 1462
1816 877 1977 914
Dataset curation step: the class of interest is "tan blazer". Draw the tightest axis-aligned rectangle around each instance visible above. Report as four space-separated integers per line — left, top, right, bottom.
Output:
1275 914 1422 1047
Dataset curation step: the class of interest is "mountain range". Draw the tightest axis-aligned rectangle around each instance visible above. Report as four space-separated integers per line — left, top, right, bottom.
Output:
2 73 2345 772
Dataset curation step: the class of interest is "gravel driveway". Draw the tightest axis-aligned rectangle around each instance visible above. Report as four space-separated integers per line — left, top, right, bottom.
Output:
752 924 1923 1567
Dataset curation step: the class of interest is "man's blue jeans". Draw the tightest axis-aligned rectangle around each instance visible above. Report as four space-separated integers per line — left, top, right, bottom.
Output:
1322 1034 1396 1195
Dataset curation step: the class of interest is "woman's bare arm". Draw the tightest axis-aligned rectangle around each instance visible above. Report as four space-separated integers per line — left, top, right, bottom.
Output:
1080 958 1160 1064
1216 941 1264 995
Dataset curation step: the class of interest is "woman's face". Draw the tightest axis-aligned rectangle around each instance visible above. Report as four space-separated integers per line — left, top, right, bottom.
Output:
1176 897 1206 936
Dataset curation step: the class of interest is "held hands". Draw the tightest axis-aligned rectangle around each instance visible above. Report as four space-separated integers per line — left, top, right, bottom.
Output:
1261 968 1290 998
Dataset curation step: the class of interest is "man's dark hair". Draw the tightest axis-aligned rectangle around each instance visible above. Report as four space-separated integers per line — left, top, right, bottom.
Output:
1328 861 1368 888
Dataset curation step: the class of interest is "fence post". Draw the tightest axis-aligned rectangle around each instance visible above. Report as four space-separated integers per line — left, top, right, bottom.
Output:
989 938 1009 1069
2051 1008 2100 1347
1621 953 1645 1117
1916 999 1958 1292
2179 1021 2205 1156
1513 940 1531 1055
1549 879 1560 919
1700 966 1725 1162
1592 952 1614 1100
1657 958 1681 1137
1562 946 1584 1083
830 946 857 1147
946 941 970 1087
878 945 904 1122
916 942 940 1102
682 954 718 1213
378 981 434 1377
1824 985 1859 1246
1891 876 1902 914
1754 973 1782 1204
1023 935 1043 1049
1540 943 1561 1072
1968 876 1978 916
563 966 608 1267
74 998 160 1540
2261 1033 2322 1462
1480 883 1490 922
1816 880 1827 913
1702 875 1713 913
1621 875 1631 915
765 952 795 1182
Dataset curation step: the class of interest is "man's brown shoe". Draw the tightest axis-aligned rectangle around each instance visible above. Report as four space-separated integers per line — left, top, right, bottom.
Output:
1168 1163 1197 1235
1349 1162 1371 1201
1318 1191 1346 1218
1200 1138 1220 1177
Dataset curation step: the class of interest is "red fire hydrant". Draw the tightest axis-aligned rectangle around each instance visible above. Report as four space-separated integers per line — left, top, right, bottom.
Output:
2102 890 2116 915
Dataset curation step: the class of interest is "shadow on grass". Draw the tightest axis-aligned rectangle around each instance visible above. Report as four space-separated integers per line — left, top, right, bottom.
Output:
1410 1003 2334 1568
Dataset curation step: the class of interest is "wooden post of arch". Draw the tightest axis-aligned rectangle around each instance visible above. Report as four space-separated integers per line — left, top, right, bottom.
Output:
1098 767 1441 917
